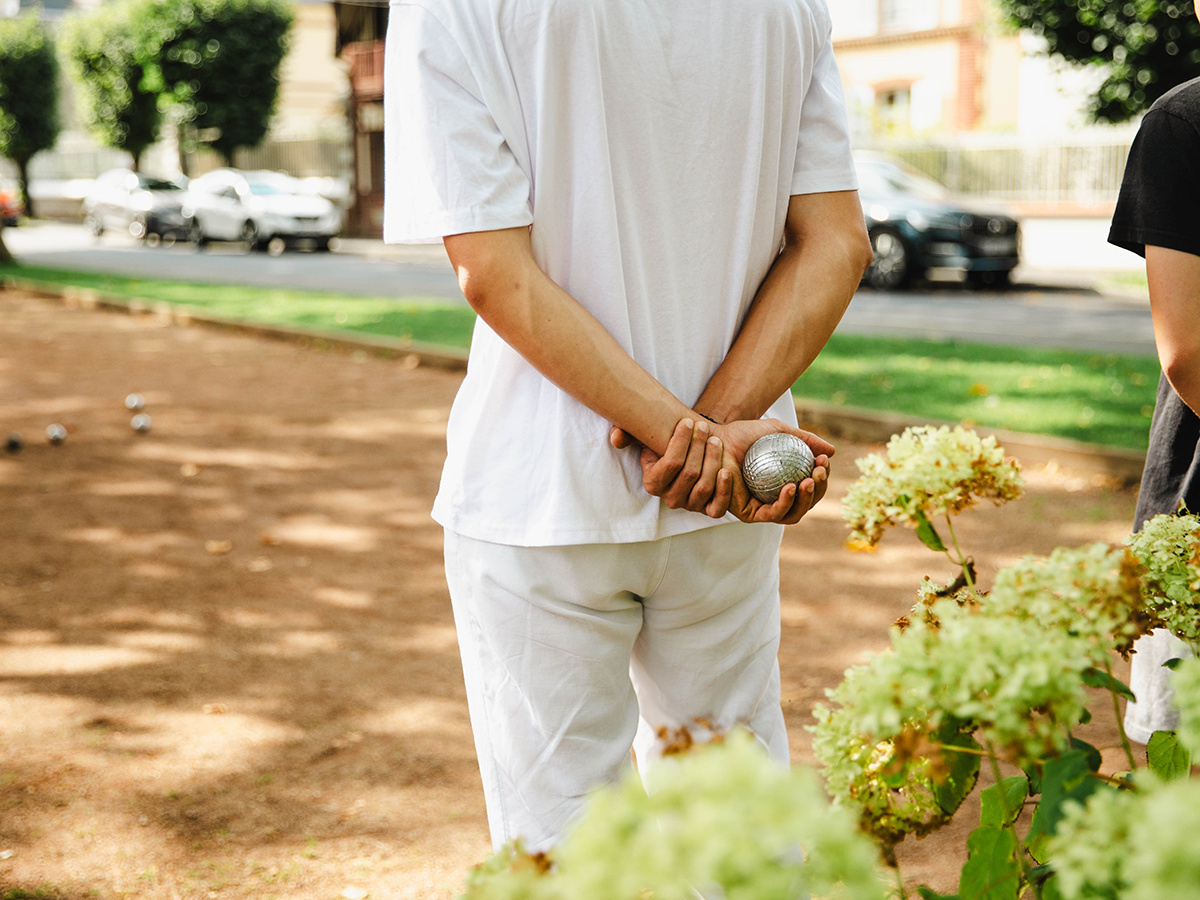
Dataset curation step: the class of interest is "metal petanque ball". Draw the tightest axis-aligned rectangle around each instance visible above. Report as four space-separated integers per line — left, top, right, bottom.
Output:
131 414 152 433
45 424 67 445
125 393 146 411
5 433 22 454
741 432 815 504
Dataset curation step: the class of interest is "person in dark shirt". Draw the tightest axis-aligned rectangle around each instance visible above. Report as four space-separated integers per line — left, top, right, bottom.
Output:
1107 41 1200 742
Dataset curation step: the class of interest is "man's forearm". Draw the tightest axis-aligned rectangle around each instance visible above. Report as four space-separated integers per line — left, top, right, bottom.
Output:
693 190 872 424
445 226 695 458
1147 244 1200 415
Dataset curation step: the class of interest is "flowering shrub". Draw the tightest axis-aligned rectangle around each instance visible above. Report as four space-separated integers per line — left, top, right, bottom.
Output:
464 427 1200 900
461 731 887 900
841 425 1023 550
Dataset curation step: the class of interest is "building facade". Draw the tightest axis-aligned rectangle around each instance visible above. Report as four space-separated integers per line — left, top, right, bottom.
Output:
831 0 1023 141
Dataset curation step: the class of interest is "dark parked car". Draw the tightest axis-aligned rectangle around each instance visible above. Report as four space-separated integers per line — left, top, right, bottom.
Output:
83 169 192 243
856 153 1020 290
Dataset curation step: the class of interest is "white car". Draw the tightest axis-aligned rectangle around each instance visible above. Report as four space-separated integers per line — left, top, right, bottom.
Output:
186 168 342 251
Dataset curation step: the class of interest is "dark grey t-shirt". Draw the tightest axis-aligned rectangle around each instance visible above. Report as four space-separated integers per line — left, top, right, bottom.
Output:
1109 77 1200 528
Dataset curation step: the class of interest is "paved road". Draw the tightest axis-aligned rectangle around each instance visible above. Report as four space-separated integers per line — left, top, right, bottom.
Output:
3 221 1157 357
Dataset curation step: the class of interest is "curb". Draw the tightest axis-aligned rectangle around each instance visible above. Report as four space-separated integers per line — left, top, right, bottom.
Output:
4 276 1145 483
795 398 1145 485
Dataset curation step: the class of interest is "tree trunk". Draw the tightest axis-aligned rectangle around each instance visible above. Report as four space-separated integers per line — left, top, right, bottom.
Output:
131 150 141 174
16 158 33 221
0 227 13 265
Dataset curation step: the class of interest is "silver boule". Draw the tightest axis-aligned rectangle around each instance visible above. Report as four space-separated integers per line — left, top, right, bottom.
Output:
45 424 67 445
125 393 146 411
131 414 152 433
741 432 815 504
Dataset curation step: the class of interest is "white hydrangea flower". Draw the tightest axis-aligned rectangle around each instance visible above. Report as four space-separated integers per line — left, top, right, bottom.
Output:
1049 783 1140 899
987 543 1151 657
1125 511 1200 652
842 425 1023 548
1125 779 1200 900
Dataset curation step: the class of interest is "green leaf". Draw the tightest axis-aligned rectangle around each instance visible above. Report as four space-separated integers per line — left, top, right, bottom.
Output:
1069 736 1103 774
913 508 948 552
933 726 982 816
1022 761 1042 796
1077 707 1093 726
980 776 1028 827
918 889 961 900
1081 667 1136 702
958 825 1021 900
1146 730 1192 781
1163 657 1185 670
1026 750 1101 863
1028 864 1065 900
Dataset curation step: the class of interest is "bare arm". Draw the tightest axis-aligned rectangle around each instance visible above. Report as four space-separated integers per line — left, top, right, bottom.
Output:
694 190 872 424
443 226 818 522
1147 244 1200 415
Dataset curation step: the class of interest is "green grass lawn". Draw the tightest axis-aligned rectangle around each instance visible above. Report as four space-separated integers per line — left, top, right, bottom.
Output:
3 263 1159 450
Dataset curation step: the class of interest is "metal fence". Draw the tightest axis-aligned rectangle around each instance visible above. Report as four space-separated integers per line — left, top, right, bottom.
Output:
864 132 1138 206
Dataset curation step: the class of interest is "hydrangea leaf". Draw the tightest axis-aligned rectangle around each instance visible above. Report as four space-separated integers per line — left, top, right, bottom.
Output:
1081 667 1137 702
933 727 982 816
1162 657 1185 670
913 508 948 552
917 888 961 900
958 825 1021 900
1026 750 1101 863
1146 730 1191 782
980 776 1028 827
1068 736 1103 774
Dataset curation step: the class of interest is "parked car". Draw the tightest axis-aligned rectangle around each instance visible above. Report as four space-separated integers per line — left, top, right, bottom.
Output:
186 168 342 251
0 176 24 227
855 153 1020 290
83 169 192 242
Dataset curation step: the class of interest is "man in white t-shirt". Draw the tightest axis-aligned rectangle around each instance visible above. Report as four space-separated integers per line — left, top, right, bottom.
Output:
384 0 872 851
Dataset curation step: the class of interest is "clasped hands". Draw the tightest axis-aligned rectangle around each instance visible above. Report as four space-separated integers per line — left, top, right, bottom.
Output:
609 417 833 525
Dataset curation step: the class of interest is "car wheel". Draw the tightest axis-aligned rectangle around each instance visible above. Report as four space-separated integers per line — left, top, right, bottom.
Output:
84 213 103 238
967 270 1012 291
189 219 208 249
866 226 916 290
314 237 332 252
240 220 262 251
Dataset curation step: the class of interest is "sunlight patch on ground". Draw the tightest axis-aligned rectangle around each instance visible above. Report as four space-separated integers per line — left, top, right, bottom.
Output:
128 442 335 471
61 527 191 554
220 607 324 630
324 408 448 441
0 644 162 676
312 586 374 609
247 630 342 658
126 561 188 580
377 625 459 654
113 631 207 653
86 480 178 497
356 698 472 740
270 515 380 552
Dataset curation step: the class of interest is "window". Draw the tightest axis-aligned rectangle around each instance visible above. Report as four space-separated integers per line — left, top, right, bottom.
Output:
880 0 940 32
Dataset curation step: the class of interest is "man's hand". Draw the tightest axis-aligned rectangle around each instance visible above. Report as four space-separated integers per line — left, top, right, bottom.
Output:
611 418 833 524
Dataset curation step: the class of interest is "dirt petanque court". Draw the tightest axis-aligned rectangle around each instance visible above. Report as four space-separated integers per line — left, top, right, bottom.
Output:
0 287 1139 899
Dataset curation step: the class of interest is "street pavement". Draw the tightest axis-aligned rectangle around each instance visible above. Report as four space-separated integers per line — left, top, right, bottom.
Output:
3 219 1156 357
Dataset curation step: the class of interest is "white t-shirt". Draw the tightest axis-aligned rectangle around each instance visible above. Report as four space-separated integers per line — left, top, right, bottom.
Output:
384 0 857 547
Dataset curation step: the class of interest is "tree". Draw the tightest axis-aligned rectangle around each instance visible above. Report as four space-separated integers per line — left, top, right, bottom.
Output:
61 0 163 173
995 0 1200 121
143 0 294 166
0 14 60 220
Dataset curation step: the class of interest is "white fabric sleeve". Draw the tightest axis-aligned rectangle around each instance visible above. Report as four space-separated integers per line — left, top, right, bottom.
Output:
383 4 534 244
790 20 858 196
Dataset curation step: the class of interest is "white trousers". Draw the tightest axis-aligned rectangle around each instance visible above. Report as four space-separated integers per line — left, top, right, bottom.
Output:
444 522 788 851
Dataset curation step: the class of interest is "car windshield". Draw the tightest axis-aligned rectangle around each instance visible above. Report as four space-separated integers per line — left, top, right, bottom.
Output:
855 160 947 201
140 177 184 191
245 180 290 196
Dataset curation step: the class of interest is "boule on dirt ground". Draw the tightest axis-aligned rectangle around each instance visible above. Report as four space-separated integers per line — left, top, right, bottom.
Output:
0 287 1138 898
